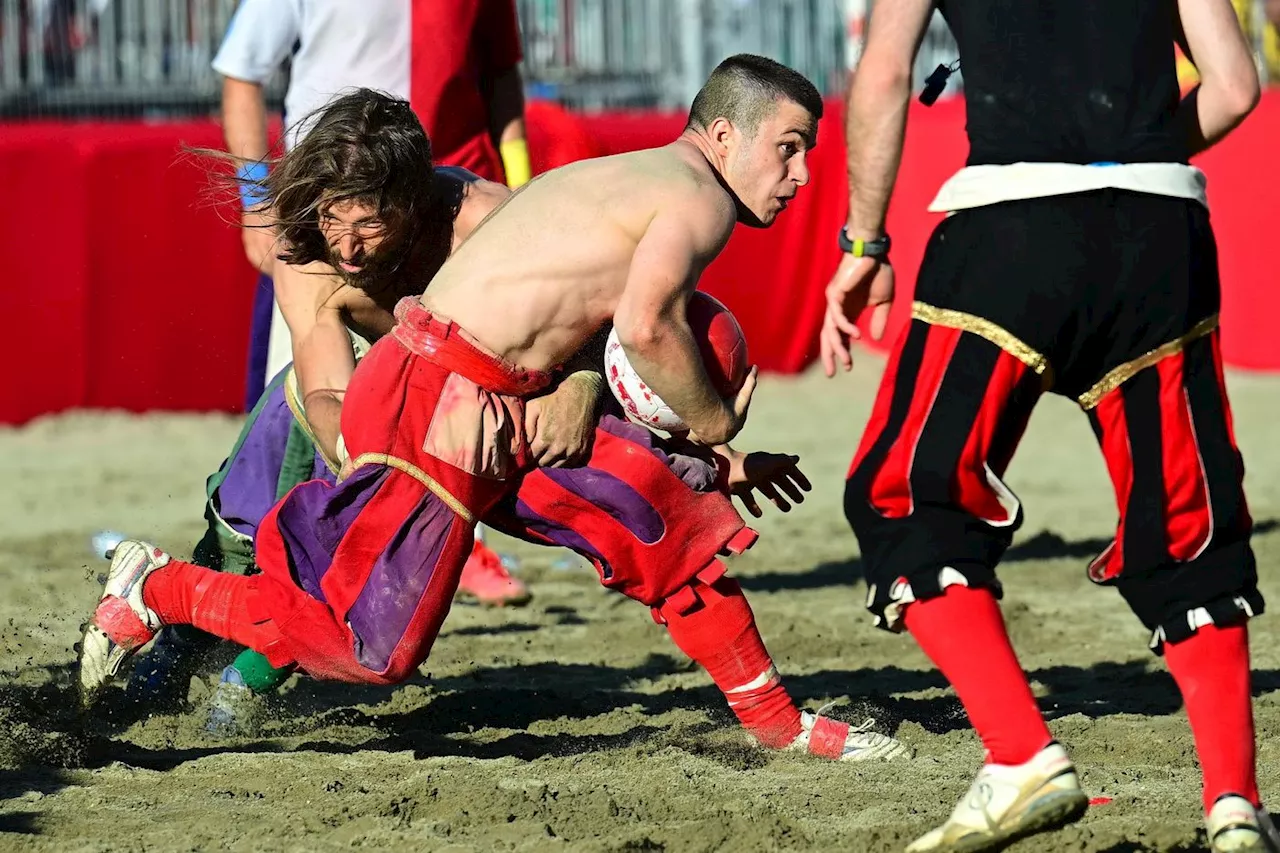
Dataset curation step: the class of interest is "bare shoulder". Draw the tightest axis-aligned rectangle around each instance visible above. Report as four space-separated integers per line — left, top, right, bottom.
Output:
648 145 737 246
452 176 513 242
436 166 510 208
461 178 512 218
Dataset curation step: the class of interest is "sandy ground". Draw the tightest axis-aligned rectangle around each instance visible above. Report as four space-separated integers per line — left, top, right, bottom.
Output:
0 355 1277 853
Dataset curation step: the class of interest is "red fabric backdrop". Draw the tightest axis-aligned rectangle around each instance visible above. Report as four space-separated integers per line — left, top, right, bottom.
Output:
3 93 1277 424
5 121 254 423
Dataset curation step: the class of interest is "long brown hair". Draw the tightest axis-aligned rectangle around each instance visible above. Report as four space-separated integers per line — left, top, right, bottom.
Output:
201 88 446 300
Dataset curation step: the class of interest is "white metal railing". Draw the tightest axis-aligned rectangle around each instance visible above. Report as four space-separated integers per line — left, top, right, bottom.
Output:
514 0 855 109
0 0 1274 118
0 0 248 101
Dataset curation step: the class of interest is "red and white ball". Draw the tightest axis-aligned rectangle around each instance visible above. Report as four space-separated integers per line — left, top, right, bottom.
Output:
604 291 750 431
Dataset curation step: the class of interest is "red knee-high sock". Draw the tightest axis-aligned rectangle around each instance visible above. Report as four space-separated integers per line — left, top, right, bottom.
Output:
142 560 285 658
1163 622 1259 812
903 584 1052 765
656 576 802 748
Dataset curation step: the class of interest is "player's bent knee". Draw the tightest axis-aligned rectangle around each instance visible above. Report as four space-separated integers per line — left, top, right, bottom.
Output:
1113 537 1266 652
863 563 1003 632
494 417 758 607
844 473 1012 632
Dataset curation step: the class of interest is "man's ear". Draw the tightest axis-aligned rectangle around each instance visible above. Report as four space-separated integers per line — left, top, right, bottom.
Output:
706 116 738 156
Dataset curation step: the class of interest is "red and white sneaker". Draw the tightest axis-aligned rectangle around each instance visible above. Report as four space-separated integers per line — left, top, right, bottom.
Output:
788 712 913 762
77 539 169 708
456 540 531 607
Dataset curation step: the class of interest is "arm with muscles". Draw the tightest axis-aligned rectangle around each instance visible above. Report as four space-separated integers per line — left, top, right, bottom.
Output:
613 203 756 447
223 76 278 273
820 0 934 377
212 0 300 272
1174 0 1261 157
524 328 610 467
273 259 358 466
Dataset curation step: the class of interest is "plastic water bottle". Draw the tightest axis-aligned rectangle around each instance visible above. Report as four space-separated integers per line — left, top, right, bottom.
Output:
89 530 128 560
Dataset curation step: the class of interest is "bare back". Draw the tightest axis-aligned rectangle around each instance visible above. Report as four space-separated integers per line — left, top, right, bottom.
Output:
422 143 738 372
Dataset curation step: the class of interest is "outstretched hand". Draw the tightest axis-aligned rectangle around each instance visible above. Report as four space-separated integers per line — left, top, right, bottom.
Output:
820 254 895 378
723 448 812 517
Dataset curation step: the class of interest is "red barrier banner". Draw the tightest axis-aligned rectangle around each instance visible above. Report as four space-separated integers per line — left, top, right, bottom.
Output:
2 93 1276 424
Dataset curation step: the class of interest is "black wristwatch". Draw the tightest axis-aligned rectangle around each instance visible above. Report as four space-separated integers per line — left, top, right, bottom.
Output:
838 226 891 260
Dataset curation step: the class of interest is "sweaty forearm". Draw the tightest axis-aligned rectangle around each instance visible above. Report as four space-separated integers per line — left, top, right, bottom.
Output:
303 392 345 466
288 300 358 467
1175 83 1257 158
845 69 912 240
1173 0 1261 158
222 77 270 161
621 325 731 443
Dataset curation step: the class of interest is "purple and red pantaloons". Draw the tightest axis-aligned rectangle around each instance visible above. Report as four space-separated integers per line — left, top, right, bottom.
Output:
246 298 752 684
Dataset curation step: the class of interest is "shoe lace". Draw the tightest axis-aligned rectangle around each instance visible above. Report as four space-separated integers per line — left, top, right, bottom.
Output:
809 704 890 741
848 717 879 734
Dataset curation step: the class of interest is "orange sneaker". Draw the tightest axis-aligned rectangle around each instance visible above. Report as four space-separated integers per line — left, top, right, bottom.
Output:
456 540 531 607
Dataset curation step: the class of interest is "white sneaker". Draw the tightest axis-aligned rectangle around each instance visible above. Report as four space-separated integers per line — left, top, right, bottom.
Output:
1208 795 1280 852
77 539 169 708
789 712 913 762
906 742 1088 852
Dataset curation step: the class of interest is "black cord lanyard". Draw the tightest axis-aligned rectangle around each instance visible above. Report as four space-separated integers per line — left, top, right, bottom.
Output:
920 59 960 106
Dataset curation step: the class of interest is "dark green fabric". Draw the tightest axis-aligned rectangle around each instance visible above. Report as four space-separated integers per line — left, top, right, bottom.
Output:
230 647 294 693
198 369 315 695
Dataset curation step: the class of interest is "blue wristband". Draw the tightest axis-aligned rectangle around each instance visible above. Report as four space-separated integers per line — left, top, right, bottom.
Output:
236 161 271 208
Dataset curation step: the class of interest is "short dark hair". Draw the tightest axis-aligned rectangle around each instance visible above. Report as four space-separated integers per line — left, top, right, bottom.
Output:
686 54 823 137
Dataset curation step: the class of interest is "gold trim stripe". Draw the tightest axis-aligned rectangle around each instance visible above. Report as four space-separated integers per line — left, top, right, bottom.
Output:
349 453 475 524
282 368 342 476
1077 314 1219 410
912 302 1053 383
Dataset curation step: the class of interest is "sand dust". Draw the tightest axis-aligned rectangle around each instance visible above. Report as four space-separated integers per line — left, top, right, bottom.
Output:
1 358 1277 852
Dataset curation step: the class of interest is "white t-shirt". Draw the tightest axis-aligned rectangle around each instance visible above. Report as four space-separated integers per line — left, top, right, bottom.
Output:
211 0 411 149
